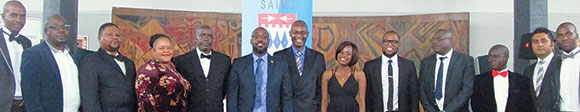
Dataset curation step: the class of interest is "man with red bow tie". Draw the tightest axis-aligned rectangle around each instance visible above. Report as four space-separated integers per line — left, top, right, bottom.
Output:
471 44 534 112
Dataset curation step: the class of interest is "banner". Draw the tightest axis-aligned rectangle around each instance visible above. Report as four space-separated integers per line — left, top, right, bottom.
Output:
241 0 313 55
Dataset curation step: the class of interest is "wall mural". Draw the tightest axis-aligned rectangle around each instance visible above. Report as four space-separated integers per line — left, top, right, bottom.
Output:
112 7 469 70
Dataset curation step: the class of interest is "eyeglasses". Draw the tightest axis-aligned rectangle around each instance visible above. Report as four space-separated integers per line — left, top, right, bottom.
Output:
290 31 308 35
47 24 70 30
431 37 450 43
383 40 399 44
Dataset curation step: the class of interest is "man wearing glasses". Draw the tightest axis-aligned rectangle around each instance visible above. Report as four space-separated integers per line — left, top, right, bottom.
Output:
20 14 86 112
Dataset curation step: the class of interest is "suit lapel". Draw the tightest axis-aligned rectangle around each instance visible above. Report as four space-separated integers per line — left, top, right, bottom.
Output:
190 50 206 79
208 52 218 79
443 51 459 106
0 33 12 70
97 49 125 76
303 48 315 77
267 55 275 94
426 56 437 103
484 72 498 111
374 57 385 109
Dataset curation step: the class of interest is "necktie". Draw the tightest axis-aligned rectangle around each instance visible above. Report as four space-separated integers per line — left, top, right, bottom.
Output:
111 54 123 61
535 60 545 96
2 30 21 44
200 53 211 59
492 70 508 77
562 50 580 59
296 52 303 76
387 60 394 111
254 58 265 111
435 57 447 100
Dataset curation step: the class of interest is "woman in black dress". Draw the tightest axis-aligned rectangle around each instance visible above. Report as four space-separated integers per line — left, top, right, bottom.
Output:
321 41 367 112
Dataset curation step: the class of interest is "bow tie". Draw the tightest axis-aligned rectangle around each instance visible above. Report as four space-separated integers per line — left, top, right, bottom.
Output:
111 54 123 61
492 70 508 77
3 30 22 44
561 50 579 59
201 53 211 59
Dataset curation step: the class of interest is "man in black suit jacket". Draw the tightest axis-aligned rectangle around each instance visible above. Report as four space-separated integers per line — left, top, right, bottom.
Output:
273 20 325 112
419 29 474 112
227 27 293 112
79 23 137 112
174 25 231 112
364 31 418 112
523 27 562 111
471 44 533 112
0 1 30 111
21 15 87 112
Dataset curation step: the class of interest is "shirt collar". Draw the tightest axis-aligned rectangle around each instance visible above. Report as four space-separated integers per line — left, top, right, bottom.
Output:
196 47 212 56
1 27 19 37
562 47 580 55
436 48 454 59
538 52 554 64
253 53 269 63
292 46 306 56
46 41 70 54
382 54 398 64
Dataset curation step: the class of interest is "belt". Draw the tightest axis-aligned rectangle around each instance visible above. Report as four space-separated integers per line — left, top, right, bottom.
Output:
12 99 24 107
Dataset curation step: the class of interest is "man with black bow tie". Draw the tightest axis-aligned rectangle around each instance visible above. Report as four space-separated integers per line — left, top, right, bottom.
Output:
471 44 533 112
79 23 137 112
0 1 30 111
173 25 231 112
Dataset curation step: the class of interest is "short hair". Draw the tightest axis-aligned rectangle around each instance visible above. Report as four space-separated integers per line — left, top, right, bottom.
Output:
557 22 577 33
291 20 307 29
383 30 400 40
195 25 212 38
335 41 359 67
149 34 170 47
98 23 119 36
532 27 555 42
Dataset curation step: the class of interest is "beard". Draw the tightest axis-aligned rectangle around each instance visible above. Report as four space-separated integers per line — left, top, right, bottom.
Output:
253 46 267 54
383 51 397 58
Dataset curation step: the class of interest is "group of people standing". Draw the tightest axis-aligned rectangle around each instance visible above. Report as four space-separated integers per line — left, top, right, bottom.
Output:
2 1 580 112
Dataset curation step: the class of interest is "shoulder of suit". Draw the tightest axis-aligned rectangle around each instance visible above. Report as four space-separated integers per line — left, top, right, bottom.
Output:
365 57 381 65
212 51 231 59
175 50 197 59
273 47 291 55
306 48 324 56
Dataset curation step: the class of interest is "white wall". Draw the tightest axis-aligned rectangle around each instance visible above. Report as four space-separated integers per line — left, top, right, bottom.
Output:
3 0 580 71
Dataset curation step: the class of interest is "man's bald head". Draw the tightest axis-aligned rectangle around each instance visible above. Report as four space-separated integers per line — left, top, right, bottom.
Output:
1 0 26 34
488 44 509 71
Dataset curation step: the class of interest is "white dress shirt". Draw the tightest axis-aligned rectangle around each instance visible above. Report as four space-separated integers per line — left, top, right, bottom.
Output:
381 55 399 111
493 69 509 112
197 48 211 77
435 49 453 110
110 52 127 75
560 47 580 111
533 52 554 95
47 43 80 112
1 27 24 99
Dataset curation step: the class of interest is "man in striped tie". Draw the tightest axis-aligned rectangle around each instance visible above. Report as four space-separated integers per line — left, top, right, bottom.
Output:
274 20 326 112
523 27 562 112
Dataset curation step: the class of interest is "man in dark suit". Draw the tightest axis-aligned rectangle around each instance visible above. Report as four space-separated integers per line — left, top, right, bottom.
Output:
227 27 293 112
0 1 30 111
419 29 474 112
523 27 562 111
273 20 325 112
79 23 137 112
174 25 231 112
21 15 85 112
364 31 418 112
471 44 533 112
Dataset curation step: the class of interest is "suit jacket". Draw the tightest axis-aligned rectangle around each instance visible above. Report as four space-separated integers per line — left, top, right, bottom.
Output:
363 56 419 112
0 33 30 111
273 47 325 112
419 51 475 112
227 54 293 112
79 48 137 112
471 71 534 112
523 55 562 112
173 49 231 112
20 42 86 112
